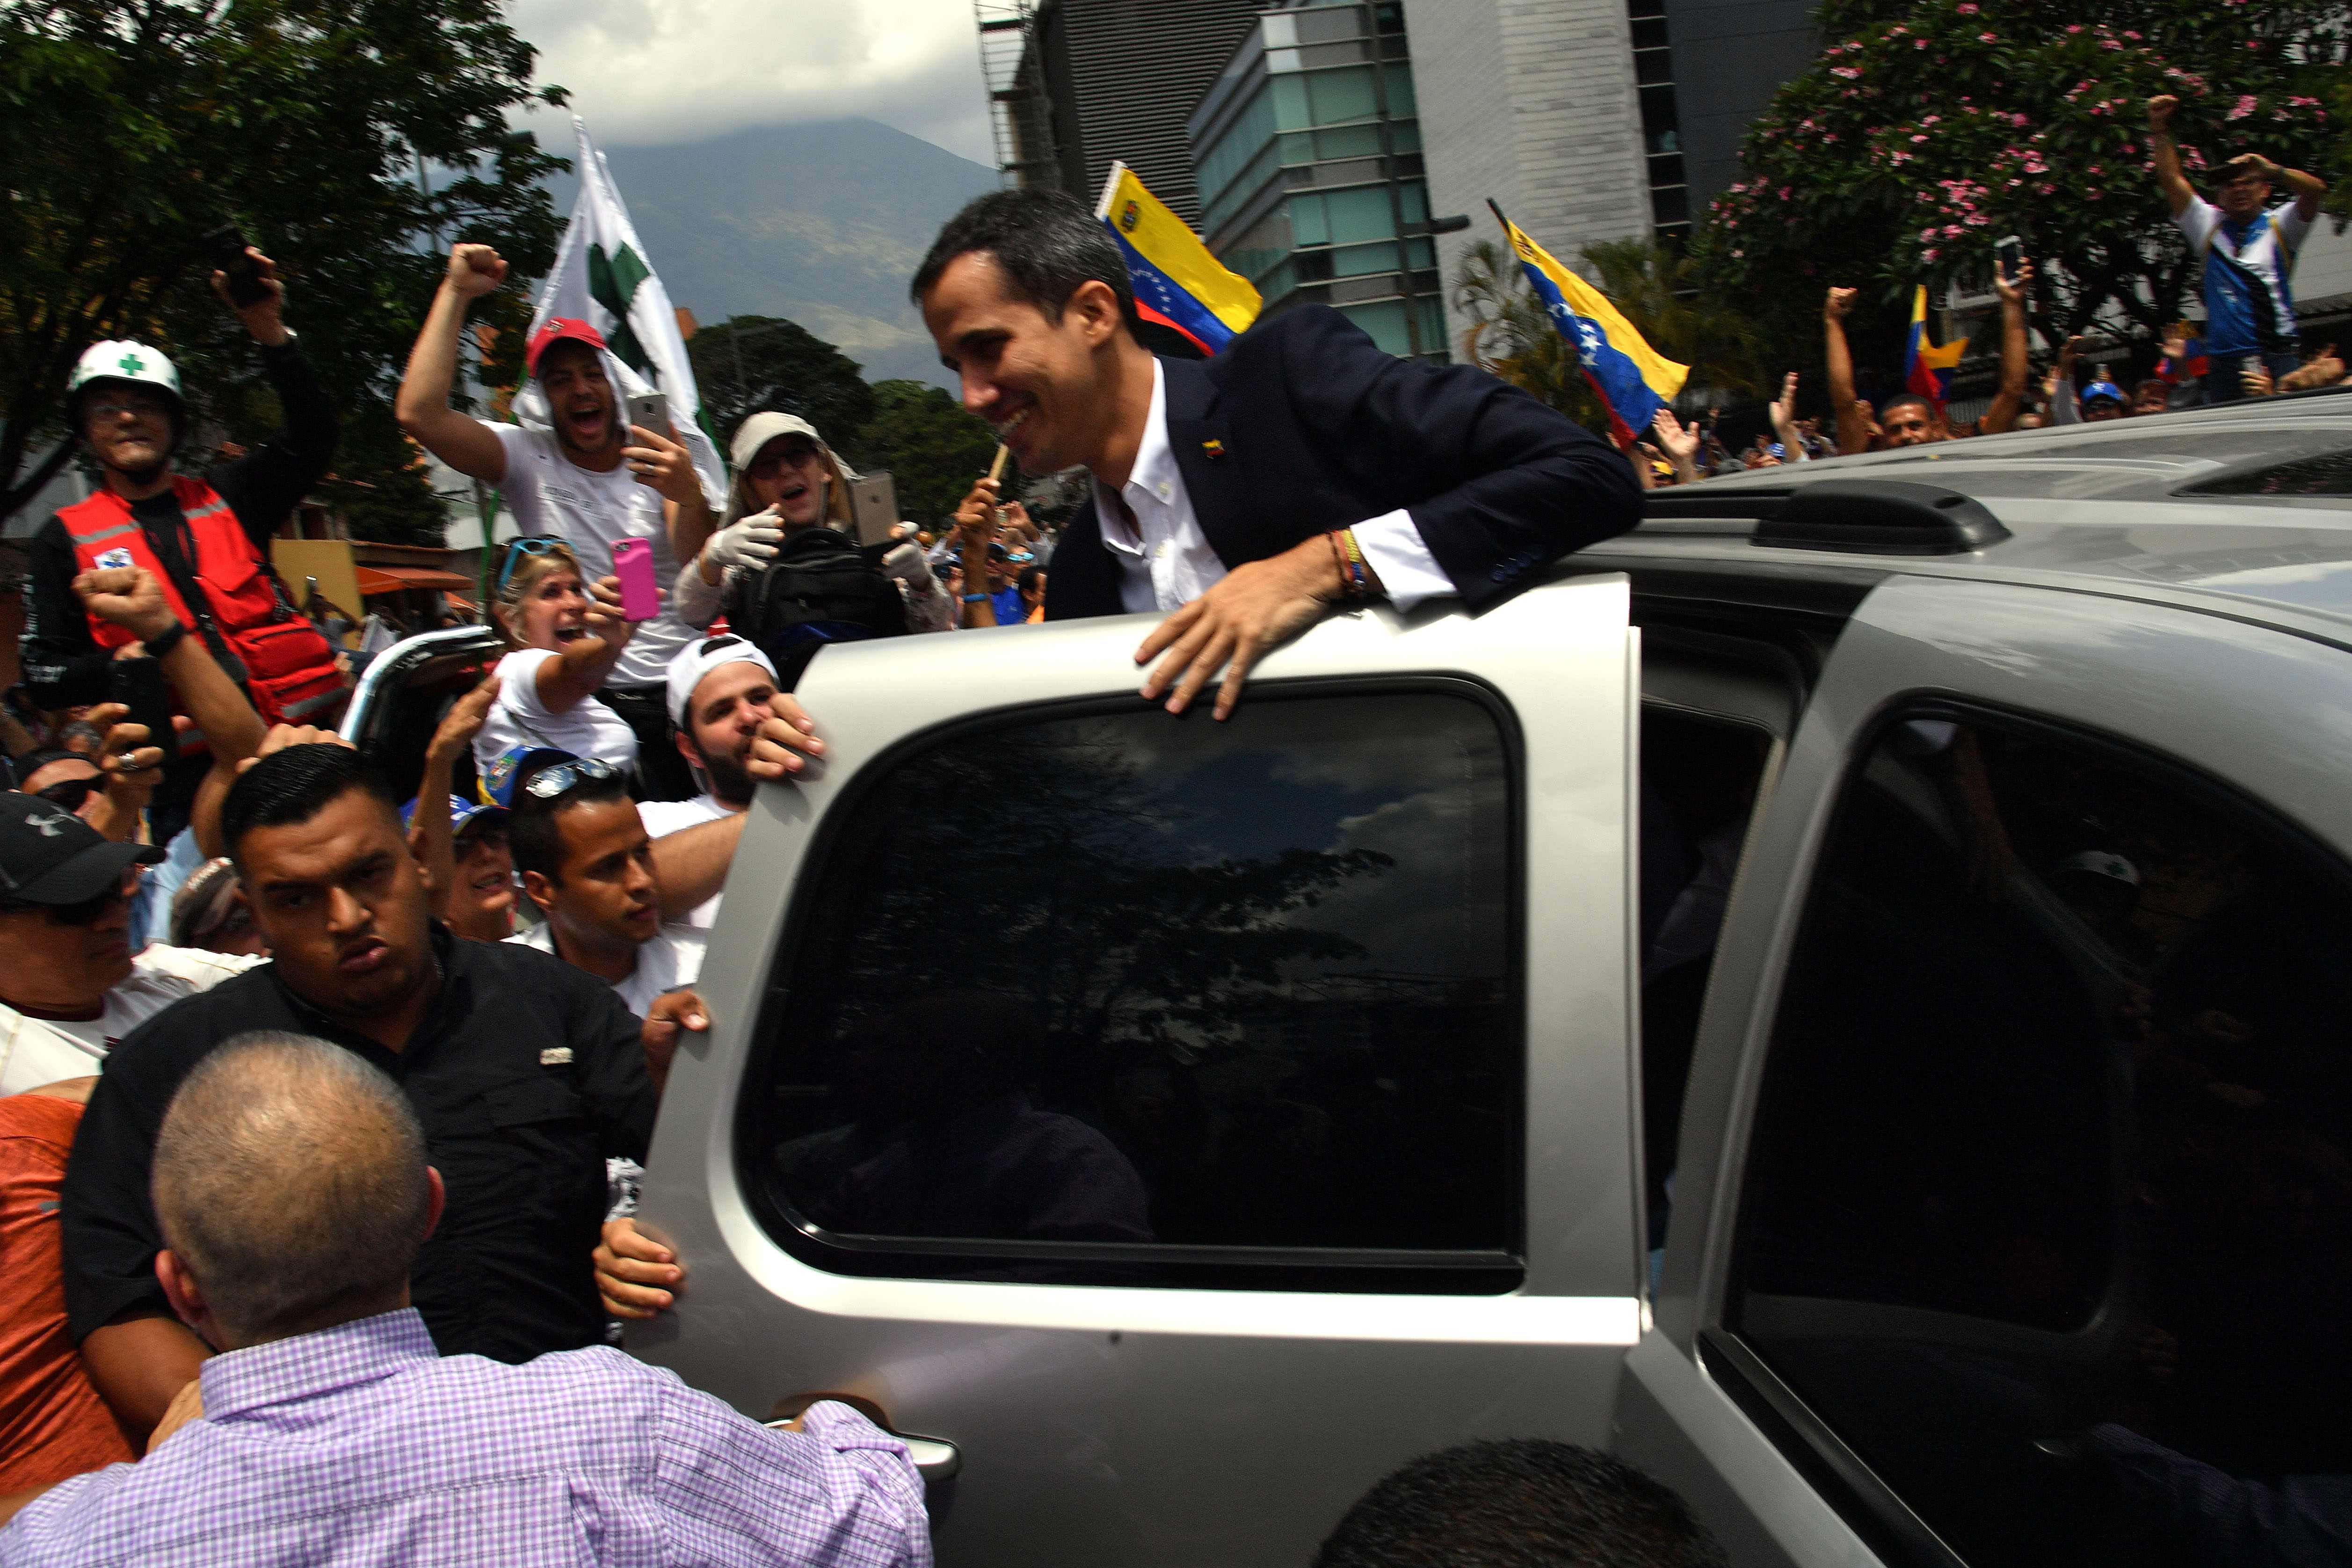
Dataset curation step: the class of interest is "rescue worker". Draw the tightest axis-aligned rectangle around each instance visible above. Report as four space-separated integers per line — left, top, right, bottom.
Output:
22 245 346 844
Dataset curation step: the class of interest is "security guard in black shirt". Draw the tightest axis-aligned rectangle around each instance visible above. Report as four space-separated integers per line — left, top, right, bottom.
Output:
58 741 706 1445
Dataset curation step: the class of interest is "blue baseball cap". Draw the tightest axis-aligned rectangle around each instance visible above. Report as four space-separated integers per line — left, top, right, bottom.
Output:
478 745 577 811
400 793 508 836
2083 380 2125 405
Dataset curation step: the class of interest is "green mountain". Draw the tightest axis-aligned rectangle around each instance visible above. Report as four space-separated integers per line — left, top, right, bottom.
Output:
546 118 1000 391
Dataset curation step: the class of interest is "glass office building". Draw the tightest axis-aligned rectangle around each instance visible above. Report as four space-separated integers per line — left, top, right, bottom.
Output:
1187 0 1445 361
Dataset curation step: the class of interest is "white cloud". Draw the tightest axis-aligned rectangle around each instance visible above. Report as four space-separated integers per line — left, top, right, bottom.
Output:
506 0 995 163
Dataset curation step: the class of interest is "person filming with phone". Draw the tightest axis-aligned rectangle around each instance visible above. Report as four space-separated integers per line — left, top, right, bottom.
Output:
22 240 346 847
473 539 641 778
396 243 728 800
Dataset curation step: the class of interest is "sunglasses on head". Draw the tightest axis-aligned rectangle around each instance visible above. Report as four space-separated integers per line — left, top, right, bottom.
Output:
521 756 621 801
35 777 97 813
496 537 566 598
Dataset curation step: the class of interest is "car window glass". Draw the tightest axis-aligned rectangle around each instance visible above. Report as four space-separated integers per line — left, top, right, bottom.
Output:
1732 708 2352 1567
743 689 1521 1285
1639 705 1773 1253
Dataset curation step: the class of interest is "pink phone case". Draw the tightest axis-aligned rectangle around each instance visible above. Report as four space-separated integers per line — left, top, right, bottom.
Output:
611 538 660 621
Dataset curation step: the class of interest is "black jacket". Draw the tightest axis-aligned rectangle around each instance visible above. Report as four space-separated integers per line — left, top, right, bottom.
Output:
1043 306 1640 621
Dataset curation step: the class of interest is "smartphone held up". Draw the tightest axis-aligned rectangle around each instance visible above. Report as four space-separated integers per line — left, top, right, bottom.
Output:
610 538 661 623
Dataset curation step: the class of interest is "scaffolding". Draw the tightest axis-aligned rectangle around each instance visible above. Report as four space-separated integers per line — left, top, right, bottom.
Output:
973 0 1061 189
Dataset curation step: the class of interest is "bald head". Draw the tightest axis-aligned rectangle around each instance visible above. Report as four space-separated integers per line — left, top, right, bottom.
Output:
152 1032 433 1348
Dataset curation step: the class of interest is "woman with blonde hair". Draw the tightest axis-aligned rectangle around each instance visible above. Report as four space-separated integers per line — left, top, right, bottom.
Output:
471 536 640 774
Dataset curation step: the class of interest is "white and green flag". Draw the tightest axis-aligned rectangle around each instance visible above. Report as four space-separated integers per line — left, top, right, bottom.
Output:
515 116 726 505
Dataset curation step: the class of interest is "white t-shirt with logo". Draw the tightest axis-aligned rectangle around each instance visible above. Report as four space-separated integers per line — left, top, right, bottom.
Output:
507 921 706 1020
0 946 266 1096
637 793 737 930
484 421 698 688
474 649 643 775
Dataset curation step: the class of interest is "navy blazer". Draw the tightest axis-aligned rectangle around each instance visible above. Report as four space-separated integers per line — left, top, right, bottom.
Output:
1043 305 1641 621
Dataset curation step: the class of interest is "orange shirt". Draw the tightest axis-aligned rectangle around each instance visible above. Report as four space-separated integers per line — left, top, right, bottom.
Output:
0 1093 137 1490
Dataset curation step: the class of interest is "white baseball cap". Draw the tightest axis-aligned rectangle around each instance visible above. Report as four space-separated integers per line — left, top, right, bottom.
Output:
667 634 780 727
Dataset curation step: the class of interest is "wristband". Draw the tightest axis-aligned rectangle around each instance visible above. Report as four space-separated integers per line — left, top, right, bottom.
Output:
141 621 188 660
961 593 992 603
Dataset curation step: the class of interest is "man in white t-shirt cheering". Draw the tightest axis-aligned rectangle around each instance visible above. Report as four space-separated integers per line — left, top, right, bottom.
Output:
2149 94 2328 405
395 243 720 798
0 795 258 1096
640 637 777 930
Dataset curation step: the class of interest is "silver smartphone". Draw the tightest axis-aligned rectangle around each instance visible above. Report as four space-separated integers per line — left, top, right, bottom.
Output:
624 391 669 436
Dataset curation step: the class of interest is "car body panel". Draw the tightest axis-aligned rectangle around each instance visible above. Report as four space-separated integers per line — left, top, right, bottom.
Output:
635 575 1645 1566
1619 572 2352 1563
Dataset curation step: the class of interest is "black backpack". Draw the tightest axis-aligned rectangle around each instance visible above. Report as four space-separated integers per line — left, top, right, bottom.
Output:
726 525 909 687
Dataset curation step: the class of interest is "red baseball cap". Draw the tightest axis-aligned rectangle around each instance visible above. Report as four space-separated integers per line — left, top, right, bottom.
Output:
526 318 608 376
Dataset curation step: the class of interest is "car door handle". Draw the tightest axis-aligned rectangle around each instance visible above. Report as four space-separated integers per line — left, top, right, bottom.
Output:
767 1393 963 1480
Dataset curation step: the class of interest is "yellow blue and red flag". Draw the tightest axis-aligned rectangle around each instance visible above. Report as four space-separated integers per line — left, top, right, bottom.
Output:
1903 285 1967 409
1496 207 1687 447
1096 161 1260 355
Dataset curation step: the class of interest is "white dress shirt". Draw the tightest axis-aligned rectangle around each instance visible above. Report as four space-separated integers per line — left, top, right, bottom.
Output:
1093 360 1457 614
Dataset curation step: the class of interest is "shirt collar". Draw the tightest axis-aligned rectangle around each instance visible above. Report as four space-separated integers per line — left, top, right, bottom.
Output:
1093 359 1177 544
197 1307 437 1423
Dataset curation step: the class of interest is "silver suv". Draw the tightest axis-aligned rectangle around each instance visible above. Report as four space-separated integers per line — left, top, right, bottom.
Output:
600 398 2352 1566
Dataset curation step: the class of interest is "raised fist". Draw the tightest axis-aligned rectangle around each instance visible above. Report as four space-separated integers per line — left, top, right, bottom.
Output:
447 244 508 298
2146 94 2179 131
1824 286 1858 322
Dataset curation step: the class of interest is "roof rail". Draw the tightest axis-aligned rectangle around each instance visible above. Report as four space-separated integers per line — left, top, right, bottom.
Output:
1644 478 2009 555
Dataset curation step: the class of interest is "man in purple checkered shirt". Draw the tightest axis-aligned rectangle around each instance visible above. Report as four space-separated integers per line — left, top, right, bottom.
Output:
0 1032 929 1567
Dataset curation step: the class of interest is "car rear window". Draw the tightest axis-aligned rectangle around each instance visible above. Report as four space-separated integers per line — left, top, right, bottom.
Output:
736 684 1524 1291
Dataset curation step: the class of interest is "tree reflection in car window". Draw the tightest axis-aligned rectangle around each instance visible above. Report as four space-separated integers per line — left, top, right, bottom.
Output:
1733 709 2352 1567
750 690 1518 1266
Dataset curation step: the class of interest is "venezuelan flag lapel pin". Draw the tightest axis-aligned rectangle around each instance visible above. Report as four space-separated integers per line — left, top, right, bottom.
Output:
1202 438 1227 460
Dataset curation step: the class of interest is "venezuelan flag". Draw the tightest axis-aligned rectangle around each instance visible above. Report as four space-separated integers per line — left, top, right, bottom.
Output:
1496 207 1686 447
1096 161 1259 356
1904 285 1967 409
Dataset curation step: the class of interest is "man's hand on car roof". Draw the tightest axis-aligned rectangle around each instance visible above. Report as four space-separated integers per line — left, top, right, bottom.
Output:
747 693 824 781
1136 534 1348 721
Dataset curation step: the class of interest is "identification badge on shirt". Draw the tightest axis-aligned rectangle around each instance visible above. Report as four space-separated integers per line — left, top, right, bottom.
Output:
540 1047 573 1067
94 548 135 571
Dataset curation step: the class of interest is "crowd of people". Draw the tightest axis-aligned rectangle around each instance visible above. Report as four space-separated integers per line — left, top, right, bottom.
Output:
1635 94 2337 485
0 187 1662 1561
0 77 2340 1551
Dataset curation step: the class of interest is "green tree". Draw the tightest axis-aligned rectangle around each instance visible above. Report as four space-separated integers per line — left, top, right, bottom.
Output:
686 315 877 452
0 0 567 537
846 380 1005 530
1451 237 1764 433
1694 0 2344 377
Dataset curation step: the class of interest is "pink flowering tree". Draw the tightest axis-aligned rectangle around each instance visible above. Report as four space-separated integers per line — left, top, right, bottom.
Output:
1692 0 2342 371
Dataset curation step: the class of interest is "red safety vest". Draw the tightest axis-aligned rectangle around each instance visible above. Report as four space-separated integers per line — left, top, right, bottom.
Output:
57 477 347 747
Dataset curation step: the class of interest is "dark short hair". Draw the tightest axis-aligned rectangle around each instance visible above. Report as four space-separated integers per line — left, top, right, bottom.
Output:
508 769 632 883
1017 565 1044 595
220 745 398 866
911 189 1139 332
1314 1439 1728 1568
1878 392 1936 421
153 1031 431 1344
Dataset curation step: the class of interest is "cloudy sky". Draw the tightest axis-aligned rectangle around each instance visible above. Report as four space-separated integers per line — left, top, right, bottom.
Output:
506 0 996 163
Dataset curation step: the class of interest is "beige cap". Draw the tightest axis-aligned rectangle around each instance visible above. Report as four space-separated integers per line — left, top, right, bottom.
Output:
730 411 858 481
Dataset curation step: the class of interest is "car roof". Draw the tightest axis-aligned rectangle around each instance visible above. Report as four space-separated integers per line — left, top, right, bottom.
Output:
1599 388 2352 642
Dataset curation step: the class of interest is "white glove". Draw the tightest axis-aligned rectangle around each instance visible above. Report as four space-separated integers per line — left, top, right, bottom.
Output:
882 543 937 595
702 510 785 574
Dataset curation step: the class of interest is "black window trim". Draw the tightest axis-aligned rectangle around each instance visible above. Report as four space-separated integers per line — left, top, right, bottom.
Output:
733 675 1532 1295
1709 691 2352 1562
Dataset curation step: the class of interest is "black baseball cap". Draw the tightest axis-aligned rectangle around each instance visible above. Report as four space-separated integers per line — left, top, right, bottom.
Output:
0 791 164 905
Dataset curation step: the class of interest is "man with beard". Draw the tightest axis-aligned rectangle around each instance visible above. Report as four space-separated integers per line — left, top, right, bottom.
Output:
395 243 721 799
639 638 777 930
55 744 706 1445
22 247 344 843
